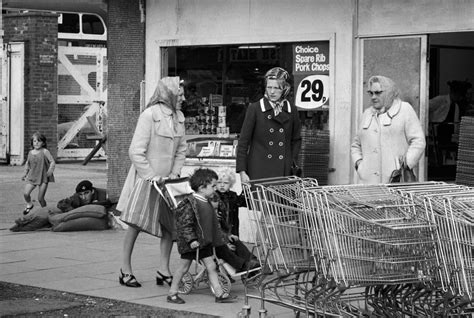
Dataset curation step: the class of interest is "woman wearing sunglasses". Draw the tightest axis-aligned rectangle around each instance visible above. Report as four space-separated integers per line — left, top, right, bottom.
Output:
351 75 425 184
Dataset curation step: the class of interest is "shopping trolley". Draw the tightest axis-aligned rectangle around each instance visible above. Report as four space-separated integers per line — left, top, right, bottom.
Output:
239 179 473 317
239 177 342 318
387 182 473 316
153 178 233 296
303 184 439 317
423 190 474 315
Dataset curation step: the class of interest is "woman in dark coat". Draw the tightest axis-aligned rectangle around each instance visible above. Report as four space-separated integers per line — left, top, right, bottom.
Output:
236 67 302 182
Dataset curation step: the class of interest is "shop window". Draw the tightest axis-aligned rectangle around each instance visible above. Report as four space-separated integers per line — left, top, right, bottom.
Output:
170 42 331 182
167 43 330 136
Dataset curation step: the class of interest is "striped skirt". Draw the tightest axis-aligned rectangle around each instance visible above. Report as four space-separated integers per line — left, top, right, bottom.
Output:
120 177 175 238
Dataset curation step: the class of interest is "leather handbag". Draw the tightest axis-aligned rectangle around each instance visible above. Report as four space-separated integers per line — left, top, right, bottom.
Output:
389 160 417 183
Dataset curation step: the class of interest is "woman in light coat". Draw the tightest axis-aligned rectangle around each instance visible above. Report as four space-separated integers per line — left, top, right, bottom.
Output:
118 77 186 287
351 75 425 184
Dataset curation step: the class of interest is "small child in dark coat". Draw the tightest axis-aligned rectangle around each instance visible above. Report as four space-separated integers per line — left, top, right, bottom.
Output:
168 168 235 304
215 168 247 236
214 168 259 269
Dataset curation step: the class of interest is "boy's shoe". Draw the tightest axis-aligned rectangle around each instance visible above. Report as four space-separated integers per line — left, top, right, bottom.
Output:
215 294 237 303
167 294 185 304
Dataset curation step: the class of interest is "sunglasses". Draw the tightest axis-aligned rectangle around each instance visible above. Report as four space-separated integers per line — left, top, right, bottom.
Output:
367 90 384 96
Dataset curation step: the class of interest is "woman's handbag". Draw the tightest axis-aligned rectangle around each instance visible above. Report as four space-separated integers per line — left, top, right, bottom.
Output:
389 160 417 183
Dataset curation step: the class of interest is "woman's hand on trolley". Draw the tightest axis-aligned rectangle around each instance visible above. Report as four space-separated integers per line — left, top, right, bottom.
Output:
190 240 200 249
147 176 164 184
239 171 250 183
168 173 180 179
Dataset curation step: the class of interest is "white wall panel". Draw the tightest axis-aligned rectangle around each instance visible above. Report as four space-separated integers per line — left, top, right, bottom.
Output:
358 0 474 37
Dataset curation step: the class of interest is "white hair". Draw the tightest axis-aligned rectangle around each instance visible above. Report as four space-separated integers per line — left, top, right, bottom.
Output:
216 167 236 186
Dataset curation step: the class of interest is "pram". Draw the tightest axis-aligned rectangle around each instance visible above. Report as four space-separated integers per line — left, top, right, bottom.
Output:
153 178 257 295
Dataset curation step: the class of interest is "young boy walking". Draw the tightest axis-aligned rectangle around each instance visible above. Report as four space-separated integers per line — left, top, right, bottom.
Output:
167 168 235 304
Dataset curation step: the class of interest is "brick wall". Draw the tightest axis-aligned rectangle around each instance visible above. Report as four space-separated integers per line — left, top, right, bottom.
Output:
3 12 58 159
107 0 145 200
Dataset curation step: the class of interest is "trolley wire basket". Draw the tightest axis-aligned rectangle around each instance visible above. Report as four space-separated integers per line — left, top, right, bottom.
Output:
242 176 319 274
301 186 436 287
239 179 473 317
240 177 340 317
424 192 473 303
389 182 473 316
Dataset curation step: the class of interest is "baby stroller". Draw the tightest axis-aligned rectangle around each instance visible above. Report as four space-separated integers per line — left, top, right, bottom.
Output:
152 178 234 295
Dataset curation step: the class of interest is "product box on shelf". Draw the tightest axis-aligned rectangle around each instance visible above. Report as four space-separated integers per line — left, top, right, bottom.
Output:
186 136 238 158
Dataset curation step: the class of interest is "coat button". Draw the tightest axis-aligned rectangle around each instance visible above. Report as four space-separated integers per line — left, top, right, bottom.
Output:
279 142 283 146
270 128 274 133
267 154 272 159
279 155 283 160
269 141 274 146
267 115 272 119
279 128 284 133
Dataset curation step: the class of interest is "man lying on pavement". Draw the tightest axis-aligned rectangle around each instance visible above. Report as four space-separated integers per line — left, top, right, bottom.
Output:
10 180 113 232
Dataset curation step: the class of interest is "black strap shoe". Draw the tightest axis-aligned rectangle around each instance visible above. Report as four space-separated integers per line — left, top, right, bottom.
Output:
119 269 142 288
167 294 185 304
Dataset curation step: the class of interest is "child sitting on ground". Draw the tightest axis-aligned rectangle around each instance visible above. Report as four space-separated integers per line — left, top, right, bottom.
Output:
168 168 235 304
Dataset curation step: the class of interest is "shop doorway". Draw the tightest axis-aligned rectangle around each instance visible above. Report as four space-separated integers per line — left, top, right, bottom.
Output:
427 32 474 182
360 35 428 182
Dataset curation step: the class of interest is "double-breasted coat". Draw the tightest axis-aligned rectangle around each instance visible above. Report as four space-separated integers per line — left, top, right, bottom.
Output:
236 98 302 179
351 99 426 184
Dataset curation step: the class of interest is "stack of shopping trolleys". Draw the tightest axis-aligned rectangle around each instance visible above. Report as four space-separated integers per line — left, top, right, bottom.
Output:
238 178 473 317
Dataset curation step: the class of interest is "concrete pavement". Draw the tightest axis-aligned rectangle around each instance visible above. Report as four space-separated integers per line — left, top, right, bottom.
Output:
0 162 294 317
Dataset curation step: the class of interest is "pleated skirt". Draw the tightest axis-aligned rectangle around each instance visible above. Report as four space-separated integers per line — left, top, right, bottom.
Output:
120 177 175 238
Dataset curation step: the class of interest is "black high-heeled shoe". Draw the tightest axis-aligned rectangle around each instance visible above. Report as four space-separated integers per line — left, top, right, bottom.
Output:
119 269 142 288
156 270 173 286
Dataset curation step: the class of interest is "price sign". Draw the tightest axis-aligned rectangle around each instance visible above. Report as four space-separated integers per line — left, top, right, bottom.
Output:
295 74 329 109
292 42 330 110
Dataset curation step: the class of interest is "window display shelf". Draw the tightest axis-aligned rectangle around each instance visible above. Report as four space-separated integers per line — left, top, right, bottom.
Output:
185 135 238 159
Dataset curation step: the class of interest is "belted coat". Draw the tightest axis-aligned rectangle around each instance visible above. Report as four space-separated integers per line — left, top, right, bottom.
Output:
351 99 426 184
236 98 302 179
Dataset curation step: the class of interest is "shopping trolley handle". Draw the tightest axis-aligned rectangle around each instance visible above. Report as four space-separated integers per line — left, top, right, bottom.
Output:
150 176 189 186
244 176 301 188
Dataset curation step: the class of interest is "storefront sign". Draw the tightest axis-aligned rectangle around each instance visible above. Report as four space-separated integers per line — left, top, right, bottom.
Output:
218 47 280 62
292 42 330 109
